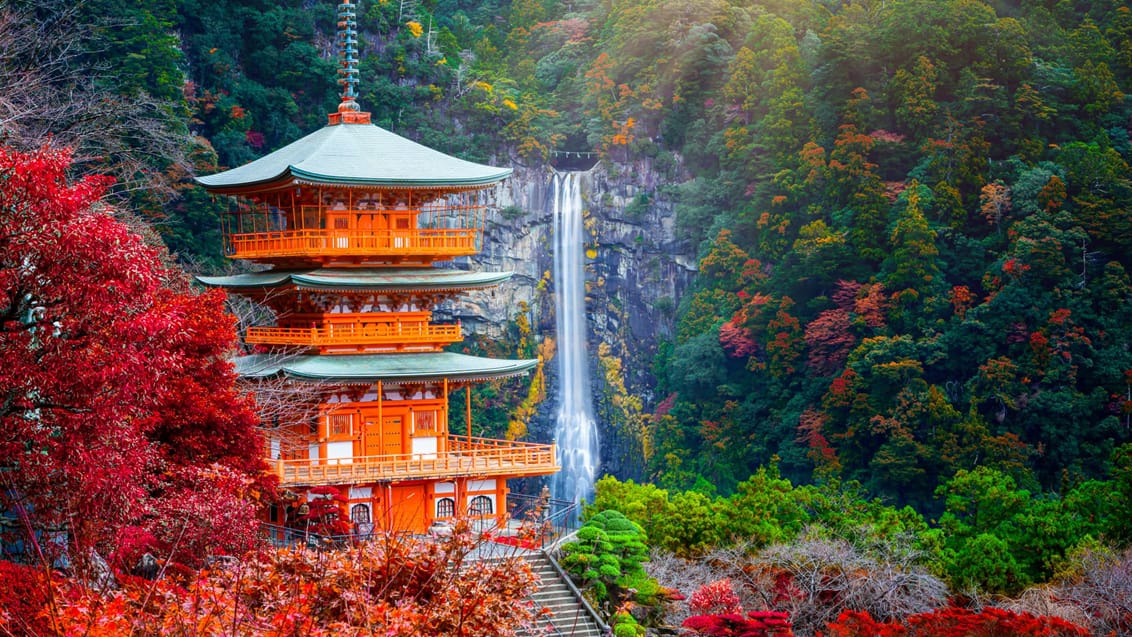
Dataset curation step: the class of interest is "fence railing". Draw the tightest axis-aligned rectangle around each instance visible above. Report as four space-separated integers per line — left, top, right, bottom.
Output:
224 228 480 259
506 492 581 550
269 436 557 487
245 321 461 348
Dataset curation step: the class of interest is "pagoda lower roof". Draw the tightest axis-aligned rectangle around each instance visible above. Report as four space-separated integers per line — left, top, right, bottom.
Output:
196 268 513 293
234 352 538 384
195 121 511 193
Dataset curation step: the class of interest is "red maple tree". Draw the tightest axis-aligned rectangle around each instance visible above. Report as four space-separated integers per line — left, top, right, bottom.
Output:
0 145 267 570
819 607 1089 637
683 580 795 637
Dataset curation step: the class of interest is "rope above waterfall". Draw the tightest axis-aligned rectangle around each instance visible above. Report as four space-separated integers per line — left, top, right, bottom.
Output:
550 150 600 159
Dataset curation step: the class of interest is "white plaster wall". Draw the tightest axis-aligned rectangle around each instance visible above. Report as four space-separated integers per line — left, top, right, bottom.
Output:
412 436 438 459
326 441 353 464
468 479 496 492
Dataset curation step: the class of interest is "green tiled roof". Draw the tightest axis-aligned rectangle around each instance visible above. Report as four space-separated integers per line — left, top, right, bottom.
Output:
235 352 538 383
196 268 513 292
196 123 511 190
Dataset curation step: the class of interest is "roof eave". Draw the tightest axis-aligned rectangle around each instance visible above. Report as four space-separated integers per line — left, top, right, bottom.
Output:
289 167 512 188
282 368 534 384
196 169 511 195
195 271 515 292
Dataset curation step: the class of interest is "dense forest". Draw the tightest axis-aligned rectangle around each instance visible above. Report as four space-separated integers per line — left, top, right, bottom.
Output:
2 0 1132 634
6 0 1130 503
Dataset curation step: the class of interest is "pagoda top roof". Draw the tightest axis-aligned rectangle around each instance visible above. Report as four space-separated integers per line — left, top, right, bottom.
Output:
196 122 512 193
235 352 537 384
197 268 513 293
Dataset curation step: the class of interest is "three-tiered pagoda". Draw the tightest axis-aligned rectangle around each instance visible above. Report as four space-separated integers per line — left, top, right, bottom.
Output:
196 0 557 535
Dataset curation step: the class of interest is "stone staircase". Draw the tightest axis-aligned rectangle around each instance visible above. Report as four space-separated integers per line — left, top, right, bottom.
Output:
518 551 606 637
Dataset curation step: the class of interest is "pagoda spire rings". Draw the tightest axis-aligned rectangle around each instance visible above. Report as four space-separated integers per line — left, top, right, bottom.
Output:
337 0 359 108
331 0 369 124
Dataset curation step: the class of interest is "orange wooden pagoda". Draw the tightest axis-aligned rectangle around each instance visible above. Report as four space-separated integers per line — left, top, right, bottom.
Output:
195 0 557 535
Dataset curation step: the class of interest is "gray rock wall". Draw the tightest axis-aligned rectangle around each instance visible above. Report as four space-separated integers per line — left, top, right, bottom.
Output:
438 158 696 482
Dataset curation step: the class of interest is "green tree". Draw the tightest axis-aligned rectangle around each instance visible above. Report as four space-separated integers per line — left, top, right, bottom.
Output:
561 510 656 609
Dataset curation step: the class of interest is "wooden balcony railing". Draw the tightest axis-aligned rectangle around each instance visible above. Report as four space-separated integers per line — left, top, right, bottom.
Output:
245 321 461 349
223 228 480 260
269 436 558 487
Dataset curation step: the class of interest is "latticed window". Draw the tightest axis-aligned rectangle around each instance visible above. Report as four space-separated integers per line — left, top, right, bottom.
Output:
468 495 493 516
436 497 455 518
415 410 438 435
329 414 352 436
350 503 371 526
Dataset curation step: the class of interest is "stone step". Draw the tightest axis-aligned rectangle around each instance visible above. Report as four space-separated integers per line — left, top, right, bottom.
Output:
531 582 572 595
534 598 585 613
515 553 606 637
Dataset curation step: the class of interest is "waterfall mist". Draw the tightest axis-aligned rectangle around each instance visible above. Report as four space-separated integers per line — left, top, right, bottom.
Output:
548 171 600 507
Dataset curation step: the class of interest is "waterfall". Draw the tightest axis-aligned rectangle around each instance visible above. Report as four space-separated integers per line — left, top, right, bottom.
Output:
549 171 599 508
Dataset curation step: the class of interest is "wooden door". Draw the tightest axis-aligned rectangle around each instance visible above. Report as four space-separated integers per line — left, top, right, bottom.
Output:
382 415 404 456
391 485 427 533
331 215 350 248
363 419 383 457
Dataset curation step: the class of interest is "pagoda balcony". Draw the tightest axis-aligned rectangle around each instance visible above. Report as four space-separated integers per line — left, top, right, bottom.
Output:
223 228 480 261
245 321 462 350
268 436 558 487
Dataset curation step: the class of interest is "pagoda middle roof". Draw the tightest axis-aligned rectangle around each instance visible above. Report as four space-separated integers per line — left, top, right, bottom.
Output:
235 352 538 384
196 268 513 293
195 122 512 192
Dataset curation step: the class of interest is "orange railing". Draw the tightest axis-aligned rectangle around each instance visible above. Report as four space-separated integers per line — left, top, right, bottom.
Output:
269 436 558 486
223 228 480 260
245 321 461 348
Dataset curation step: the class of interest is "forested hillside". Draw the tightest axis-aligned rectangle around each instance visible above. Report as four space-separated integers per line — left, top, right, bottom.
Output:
3 0 1129 512
2 0 1132 633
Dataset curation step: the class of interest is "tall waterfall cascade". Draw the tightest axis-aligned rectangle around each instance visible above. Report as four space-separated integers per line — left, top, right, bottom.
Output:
549 172 600 507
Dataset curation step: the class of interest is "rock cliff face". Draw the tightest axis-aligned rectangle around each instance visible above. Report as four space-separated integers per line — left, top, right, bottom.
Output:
438 158 696 482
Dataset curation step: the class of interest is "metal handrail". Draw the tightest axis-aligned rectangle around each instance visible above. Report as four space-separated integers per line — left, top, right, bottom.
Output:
541 543 610 633
259 522 356 548
508 494 580 550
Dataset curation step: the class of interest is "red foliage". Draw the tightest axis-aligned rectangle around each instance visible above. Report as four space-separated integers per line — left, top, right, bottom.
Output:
244 129 265 149
819 607 1089 637
796 408 840 475
110 526 159 573
765 302 804 377
825 369 859 407
690 579 743 615
869 129 907 143
820 610 905 637
0 145 265 568
949 285 974 319
28 525 540 636
683 611 794 637
805 308 855 376
1002 258 1031 277
654 392 679 419
721 320 760 358
0 561 58 636
298 486 353 537
852 283 888 329
809 282 887 374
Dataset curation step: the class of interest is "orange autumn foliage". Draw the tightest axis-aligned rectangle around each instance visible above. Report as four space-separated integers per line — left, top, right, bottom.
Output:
4 524 539 637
